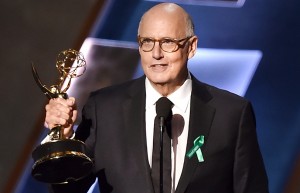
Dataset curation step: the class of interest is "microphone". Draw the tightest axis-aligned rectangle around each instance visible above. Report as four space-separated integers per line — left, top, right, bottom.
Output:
156 97 173 127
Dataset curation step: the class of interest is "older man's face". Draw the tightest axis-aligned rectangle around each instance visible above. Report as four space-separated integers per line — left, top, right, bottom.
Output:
138 9 196 88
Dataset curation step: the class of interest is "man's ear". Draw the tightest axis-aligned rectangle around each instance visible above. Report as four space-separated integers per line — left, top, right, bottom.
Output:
188 36 198 59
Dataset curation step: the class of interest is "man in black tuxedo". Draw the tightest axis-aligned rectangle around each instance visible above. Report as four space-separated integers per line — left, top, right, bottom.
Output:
45 3 269 193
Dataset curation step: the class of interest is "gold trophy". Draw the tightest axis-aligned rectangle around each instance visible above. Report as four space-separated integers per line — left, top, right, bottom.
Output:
31 49 93 184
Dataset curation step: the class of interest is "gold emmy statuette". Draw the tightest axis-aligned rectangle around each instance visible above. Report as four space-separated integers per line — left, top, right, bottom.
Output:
31 49 93 184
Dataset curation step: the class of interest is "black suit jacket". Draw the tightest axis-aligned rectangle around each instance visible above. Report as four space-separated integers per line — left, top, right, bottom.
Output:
51 75 269 193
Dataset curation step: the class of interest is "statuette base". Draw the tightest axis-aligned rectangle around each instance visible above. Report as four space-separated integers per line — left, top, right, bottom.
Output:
32 139 93 184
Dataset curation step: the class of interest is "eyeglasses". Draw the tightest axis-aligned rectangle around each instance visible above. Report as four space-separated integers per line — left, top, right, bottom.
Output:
137 36 192 53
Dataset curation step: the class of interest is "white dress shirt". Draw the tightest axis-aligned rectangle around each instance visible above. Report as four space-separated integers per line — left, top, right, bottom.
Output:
145 74 192 192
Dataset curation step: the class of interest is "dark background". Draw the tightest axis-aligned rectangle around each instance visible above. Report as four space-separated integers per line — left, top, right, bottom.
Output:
0 0 299 192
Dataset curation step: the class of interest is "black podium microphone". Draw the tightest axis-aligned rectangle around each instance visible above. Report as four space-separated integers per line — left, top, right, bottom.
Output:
156 97 173 125
155 97 173 193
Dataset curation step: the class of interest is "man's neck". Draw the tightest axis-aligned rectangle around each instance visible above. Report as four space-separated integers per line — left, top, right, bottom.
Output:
150 73 189 96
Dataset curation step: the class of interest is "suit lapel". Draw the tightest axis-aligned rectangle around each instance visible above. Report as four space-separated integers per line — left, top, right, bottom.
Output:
122 77 155 193
176 78 216 193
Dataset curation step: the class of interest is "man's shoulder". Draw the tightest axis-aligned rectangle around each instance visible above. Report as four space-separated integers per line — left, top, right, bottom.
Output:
192 76 249 105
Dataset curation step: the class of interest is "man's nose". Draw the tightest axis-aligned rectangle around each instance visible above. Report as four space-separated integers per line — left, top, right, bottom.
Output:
152 42 164 59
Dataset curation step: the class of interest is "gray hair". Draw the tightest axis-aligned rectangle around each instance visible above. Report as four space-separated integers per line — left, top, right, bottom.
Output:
185 14 195 37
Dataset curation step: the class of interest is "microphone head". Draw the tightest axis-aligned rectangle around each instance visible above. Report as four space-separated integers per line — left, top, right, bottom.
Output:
156 97 173 118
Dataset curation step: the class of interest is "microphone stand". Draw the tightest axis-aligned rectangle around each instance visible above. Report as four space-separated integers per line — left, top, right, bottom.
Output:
159 117 164 193
155 96 173 193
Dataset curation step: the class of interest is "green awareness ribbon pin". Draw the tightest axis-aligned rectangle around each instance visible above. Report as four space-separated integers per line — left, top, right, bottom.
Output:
186 135 204 162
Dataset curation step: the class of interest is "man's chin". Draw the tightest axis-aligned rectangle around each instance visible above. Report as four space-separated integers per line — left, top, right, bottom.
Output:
148 76 167 84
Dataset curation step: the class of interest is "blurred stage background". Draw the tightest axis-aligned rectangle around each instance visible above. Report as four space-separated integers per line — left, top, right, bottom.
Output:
0 0 299 193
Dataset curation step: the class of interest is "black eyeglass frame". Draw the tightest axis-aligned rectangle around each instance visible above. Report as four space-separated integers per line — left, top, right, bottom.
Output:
137 36 193 53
